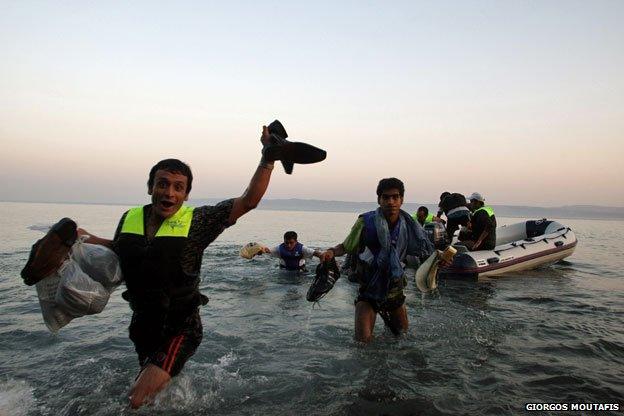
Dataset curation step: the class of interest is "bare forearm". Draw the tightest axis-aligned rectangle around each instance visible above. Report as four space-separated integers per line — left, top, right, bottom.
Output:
474 231 488 250
329 243 347 257
78 229 113 249
243 160 273 209
229 159 273 223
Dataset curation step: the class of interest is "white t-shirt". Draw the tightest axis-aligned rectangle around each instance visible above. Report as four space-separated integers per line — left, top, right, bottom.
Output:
269 245 316 269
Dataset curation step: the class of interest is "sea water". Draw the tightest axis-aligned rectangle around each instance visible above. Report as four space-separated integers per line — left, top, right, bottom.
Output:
0 201 622 415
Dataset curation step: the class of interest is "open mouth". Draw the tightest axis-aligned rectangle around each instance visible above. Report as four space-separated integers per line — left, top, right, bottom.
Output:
160 200 175 209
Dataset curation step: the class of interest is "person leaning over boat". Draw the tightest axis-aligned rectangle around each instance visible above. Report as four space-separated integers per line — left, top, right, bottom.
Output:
460 192 497 251
319 178 434 343
77 126 277 409
257 230 322 271
438 192 471 241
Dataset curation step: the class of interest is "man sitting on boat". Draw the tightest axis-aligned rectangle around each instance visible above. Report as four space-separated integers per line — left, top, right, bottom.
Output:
459 192 497 251
413 206 433 226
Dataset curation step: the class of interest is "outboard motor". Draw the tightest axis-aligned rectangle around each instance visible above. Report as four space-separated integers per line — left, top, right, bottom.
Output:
424 222 449 249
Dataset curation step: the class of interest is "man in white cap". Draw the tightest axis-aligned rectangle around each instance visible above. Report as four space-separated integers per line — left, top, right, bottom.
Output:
461 192 497 251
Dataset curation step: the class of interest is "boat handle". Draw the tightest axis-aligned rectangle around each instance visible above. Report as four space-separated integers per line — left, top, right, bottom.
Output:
554 241 564 247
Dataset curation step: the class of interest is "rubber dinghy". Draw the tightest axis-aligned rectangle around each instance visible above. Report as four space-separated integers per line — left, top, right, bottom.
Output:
439 219 577 279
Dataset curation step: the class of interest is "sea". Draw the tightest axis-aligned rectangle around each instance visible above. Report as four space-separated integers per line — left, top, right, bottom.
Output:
0 201 622 416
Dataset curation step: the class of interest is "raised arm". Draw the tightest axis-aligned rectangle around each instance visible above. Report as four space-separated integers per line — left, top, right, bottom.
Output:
228 126 274 224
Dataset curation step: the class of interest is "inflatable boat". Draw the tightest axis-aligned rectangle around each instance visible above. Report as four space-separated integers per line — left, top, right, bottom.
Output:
439 219 577 279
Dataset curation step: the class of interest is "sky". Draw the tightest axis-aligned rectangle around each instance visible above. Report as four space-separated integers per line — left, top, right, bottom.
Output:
1 1 623 207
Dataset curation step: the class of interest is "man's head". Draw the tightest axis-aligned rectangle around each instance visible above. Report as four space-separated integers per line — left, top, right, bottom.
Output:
376 178 404 218
283 231 298 250
468 192 485 211
147 159 193 219
416 206 429 225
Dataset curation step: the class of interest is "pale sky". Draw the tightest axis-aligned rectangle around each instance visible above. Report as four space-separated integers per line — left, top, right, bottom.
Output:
1 1 623 207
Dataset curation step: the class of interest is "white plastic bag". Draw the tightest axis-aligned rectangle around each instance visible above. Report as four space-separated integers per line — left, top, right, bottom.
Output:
71 240 123 289
35 239 122 332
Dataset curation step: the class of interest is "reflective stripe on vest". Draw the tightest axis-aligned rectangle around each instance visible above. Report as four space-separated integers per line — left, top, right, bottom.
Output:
474 205 495 217
120 206 194 237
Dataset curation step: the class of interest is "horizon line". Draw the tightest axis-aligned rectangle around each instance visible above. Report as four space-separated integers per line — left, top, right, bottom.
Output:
1 198 623 210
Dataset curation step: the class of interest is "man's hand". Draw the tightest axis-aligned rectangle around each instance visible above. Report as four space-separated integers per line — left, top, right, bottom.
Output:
439 258 453 267
319 249 335 263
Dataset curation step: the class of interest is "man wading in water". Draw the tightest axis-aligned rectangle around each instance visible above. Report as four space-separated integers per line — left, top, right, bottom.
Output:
319 178 434 342
80 125 286 408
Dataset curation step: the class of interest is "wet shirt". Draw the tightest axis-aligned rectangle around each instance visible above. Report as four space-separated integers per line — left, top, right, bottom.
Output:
269 244 316 269
342 217 365 254
112 199 234 276
471 209 497 249
342 217 409 262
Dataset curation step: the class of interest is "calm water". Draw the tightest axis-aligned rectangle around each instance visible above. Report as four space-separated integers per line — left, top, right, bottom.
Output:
0 201 622 416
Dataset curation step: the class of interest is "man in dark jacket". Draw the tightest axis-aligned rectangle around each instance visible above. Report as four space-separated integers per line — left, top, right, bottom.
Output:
461 192 497 251
438 192 471 241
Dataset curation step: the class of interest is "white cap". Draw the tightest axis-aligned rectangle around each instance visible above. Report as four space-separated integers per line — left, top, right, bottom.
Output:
468 192 485 202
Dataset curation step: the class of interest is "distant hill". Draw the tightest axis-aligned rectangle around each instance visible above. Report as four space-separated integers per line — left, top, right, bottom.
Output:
190 198 624 220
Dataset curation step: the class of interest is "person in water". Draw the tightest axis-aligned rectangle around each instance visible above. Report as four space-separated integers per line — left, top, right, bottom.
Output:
459 192 497 251
319 178 434 343
78 126 277 408
413 206 437 227
258 231 321 271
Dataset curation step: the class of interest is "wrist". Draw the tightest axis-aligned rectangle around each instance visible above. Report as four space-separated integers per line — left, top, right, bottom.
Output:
259 159 274 170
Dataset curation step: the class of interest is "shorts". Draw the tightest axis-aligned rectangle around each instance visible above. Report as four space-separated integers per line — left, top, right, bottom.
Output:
355 275 407 313
129 309 203 377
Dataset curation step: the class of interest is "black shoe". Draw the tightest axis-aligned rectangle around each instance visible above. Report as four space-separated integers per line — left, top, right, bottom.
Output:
306 258 340 302
264 120 327 174
21 218 77 285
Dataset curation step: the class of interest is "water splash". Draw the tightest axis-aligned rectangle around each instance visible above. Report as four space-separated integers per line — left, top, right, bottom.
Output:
0 379 36 416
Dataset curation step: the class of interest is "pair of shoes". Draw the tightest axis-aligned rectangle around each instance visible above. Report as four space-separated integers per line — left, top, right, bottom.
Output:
306 258 341 302
262 120 327 174
21 218 77 285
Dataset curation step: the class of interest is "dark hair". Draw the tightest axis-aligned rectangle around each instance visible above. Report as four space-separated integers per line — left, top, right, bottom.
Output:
439 191 451 201
417 206 428 215
283 231 298 241
148 159 193 194
376 178 405 197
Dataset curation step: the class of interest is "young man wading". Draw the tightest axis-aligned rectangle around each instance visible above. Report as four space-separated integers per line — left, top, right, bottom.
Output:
80 125 322 408
319 178 434 343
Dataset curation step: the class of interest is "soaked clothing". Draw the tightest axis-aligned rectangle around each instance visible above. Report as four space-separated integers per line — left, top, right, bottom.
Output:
354 277 407 312
113 200 233 375
269 243 316 270
343 211 433 309
130 309 203 376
